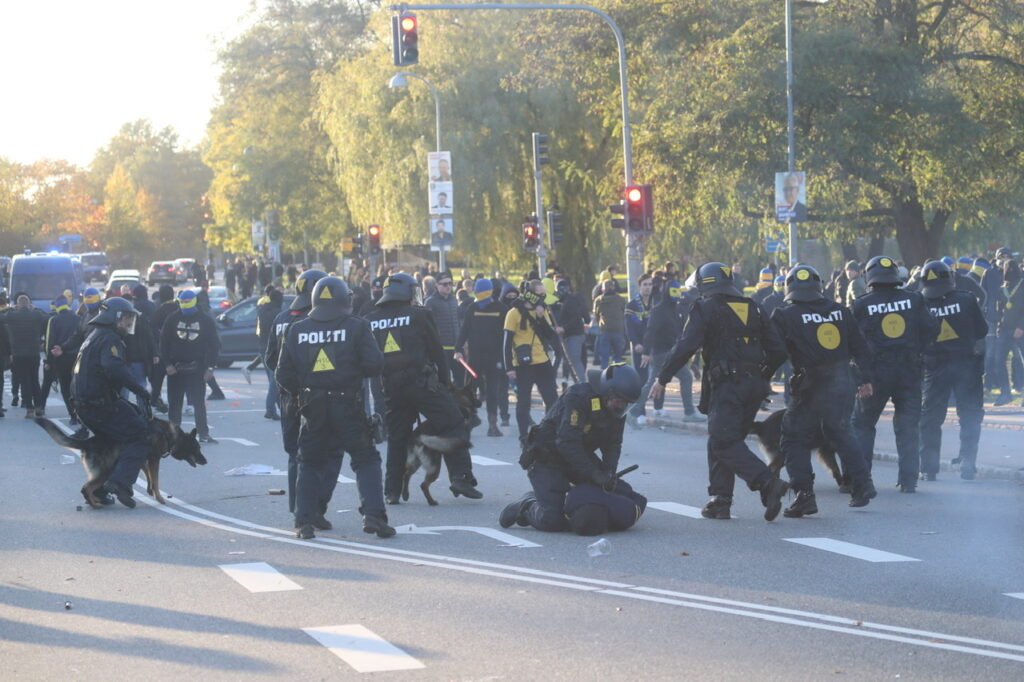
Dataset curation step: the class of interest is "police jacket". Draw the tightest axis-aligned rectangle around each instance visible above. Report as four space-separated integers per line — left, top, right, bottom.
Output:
358 292 382 317
659 294 786 385
45 308 82 360
4 305 48 357
265 307 308 371
852 286 936 361
752 286 773 306
997 279 1024 338
564 482 648 531
643 295 683 356
980 267 1003 324
624 295 652 347
552 291 589 337
275 313 383 397
256 297 283 355
955 271 986 309
771 298 871 382
364 301 449 386
160 309 219 370
73 325 148 404
922 289 988 357
759 291 785 319
456 297 508 367
529 382 624 484
592 291 625 334
423 291 460 350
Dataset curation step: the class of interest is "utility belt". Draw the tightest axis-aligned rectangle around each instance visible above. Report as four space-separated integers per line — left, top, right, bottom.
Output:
873 348 919 364
706 360 760 383
301 386 362 404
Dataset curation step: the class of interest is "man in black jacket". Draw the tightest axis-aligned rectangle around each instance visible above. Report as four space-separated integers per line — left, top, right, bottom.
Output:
455 278 508 436
41 295 82 420
148 284 177 412
5 294 48 418
632 280 700 421
161 289 220 443
552 278 589 384
250 286 284 419
0 294 11 416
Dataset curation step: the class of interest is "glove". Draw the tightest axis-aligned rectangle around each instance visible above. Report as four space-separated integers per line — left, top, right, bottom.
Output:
592 470 615 492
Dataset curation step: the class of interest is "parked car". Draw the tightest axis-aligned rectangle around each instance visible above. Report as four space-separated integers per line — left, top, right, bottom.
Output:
105 269 144 294
174 258 196 283
148 261 178 285
79 252 110 282
206 285 234 310
214 294 295 367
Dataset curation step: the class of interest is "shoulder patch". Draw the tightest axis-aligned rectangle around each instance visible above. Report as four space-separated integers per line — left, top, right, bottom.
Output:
109 345 119 358
591 397 601 411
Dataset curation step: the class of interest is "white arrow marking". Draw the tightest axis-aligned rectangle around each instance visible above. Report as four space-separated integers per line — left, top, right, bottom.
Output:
337 474 355 484
220 437 259 446
394 524 541 548
470 455 512 466
785 538 920 563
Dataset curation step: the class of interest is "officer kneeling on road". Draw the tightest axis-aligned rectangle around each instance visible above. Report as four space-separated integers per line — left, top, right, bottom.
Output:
275 276 395 540
500 364 643 532
72 297 152 508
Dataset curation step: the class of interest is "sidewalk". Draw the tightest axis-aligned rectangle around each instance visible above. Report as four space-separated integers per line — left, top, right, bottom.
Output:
641 382 1024 482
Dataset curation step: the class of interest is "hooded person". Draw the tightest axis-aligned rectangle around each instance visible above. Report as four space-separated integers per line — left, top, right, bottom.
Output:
455 278 510 436
160 289 220 443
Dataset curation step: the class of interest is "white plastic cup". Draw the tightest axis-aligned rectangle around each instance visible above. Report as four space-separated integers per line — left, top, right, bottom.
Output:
587 538 611 557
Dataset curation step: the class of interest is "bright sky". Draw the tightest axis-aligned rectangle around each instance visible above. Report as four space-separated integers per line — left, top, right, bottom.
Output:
0 0 256 167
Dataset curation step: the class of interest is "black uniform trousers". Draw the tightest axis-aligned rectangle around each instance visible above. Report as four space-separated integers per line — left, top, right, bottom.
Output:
475 359 504 420
11 355 41 410
525 463 572 532
78 399 150 489
853 358 922 486
383 377 473 499
783 364 869 492
279 393 301 512
295 394 385 526
919 354 984 476
513 361 559 438
705 373 773 498
46 356 76 416
167 371 210 437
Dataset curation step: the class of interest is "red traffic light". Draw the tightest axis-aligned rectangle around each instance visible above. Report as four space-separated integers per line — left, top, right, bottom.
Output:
524 224 537 238
368 224 381 237
626 187 643 204
400 15 417 32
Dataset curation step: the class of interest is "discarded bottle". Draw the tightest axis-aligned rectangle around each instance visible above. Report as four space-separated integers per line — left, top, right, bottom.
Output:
60 454 77 465
587 538 611 557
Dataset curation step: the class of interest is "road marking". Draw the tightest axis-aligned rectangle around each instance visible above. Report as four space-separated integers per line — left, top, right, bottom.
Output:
470 455 512 466
134 494 1024 663
338 474 355 484
394 524 541 548
220 437 259 446
206 409 267 414
784 538 920 563
1006 593 1024 600
218 562 302 593
302 624 424 673
648 501 705 519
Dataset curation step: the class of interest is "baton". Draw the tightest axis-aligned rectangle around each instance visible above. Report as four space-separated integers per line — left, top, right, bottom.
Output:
615 464 639 478
456 355 479 379
555 332 582 384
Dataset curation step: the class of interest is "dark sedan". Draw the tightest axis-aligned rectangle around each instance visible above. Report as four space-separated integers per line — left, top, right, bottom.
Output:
214 294 295 367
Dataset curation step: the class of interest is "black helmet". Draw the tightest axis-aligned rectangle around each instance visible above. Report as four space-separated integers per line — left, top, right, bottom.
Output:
919 260 955 298
90 296 137 333
696 262 741 297
308 276 352 321
865 255 901 287
784 264 824 302
290 269 327 310
378 273 417 304
587 363 642 417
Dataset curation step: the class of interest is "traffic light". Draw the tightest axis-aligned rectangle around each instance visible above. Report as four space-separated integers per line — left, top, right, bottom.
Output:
353 233 364 257
392 12 418 66
532 133 549 171
522 217 540 251
367 224 382 255
547 210 564 244
624 184 654 233
609 199 626 229
200 194 214 224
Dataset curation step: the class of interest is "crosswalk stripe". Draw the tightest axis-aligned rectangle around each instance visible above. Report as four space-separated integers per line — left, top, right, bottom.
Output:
1005 593 1024 600
303 624 425 672
784 538 920 563
470 455 512 466
220 437 259 446
218 562 303 593
648 502 705 519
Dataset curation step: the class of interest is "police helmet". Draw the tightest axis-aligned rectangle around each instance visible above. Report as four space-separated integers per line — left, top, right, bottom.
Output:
995 246 1012 261
784 264 825 302
91 296 137 334
919 260 955 299
591 363 642 418
378 273 418 304
308 276 352 321
865 255 901 287
695 262 741 297
940 256 955 268
290 268 327 310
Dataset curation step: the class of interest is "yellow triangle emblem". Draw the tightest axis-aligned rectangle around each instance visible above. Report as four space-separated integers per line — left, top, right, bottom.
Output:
384 332 401 354
727 302 749 325
927 270 938 280
319 287 332 299
312 348 335 372
936 319 959 342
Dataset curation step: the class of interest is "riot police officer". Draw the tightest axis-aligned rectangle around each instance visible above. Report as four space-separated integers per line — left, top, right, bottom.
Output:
852 256 937 492
264 268 326 513
364 273 482 504
72 298 151 508
275 277 394 539
771 265 877 516
650 262 790 521
501 364 642 532
917 261 988 480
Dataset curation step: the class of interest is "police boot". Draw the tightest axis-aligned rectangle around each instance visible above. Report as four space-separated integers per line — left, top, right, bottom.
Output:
849 477 878 508
500 415 511 427
783 491 818 518
296 524 315 540
362 514 396 539
103 480 136 509
487 416 502 438
499 492 536 528
312 515 333 530
450 475 483 499
759 477 789 521
24 407 35 419
700 496 732 520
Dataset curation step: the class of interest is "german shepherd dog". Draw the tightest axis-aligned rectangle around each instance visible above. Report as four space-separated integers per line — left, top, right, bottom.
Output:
749 408 846 489
402 382 482 506
35 417 207 508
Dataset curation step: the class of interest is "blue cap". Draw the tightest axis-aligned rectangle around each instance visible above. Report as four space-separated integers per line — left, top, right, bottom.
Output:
178 288 198 314
956 256 973 270
941 256 954 267
53 295 69 311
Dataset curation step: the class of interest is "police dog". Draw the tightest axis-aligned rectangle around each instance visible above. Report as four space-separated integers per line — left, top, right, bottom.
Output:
402 382 482 506
749 408 846 489
35 417 207 508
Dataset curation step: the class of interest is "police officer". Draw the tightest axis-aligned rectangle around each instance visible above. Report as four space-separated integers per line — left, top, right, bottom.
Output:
364 273 482 504
42 295 83 421
276 277 394 539
650 262 790 521
265 268 327 513
917 261 988 480
852 256 937 492
500 364 642 531
771 264 877 516
72 298 151 508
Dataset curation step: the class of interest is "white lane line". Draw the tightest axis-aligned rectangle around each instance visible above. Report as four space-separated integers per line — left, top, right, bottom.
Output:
1006 593 1024 600
303 624 424 672
218 562 302 593
219 437 259 446
784 538 920 563
471 455 512 466
395 524 542 548
133 493 1024 663
648 501 705 519
338 474 355 484
206 409 267 414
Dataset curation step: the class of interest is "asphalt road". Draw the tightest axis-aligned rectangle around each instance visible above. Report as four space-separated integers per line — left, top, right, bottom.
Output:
2 370 1023 680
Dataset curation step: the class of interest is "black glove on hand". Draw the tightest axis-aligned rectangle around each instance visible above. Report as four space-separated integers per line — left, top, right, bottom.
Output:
592 470 616 492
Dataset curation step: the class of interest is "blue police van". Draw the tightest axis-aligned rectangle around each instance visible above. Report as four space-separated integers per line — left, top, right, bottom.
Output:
8 253 85 310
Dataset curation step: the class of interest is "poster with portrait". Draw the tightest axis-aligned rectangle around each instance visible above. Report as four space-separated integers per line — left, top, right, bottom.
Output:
775 171 807 223
428 181 453 214
430 216 454 251
428 151 452 182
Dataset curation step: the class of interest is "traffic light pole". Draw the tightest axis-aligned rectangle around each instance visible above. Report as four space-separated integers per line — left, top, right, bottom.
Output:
533 167 547 276
392 2 640 297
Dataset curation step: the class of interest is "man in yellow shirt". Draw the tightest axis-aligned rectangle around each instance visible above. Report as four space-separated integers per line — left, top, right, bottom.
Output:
504 280 561 441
